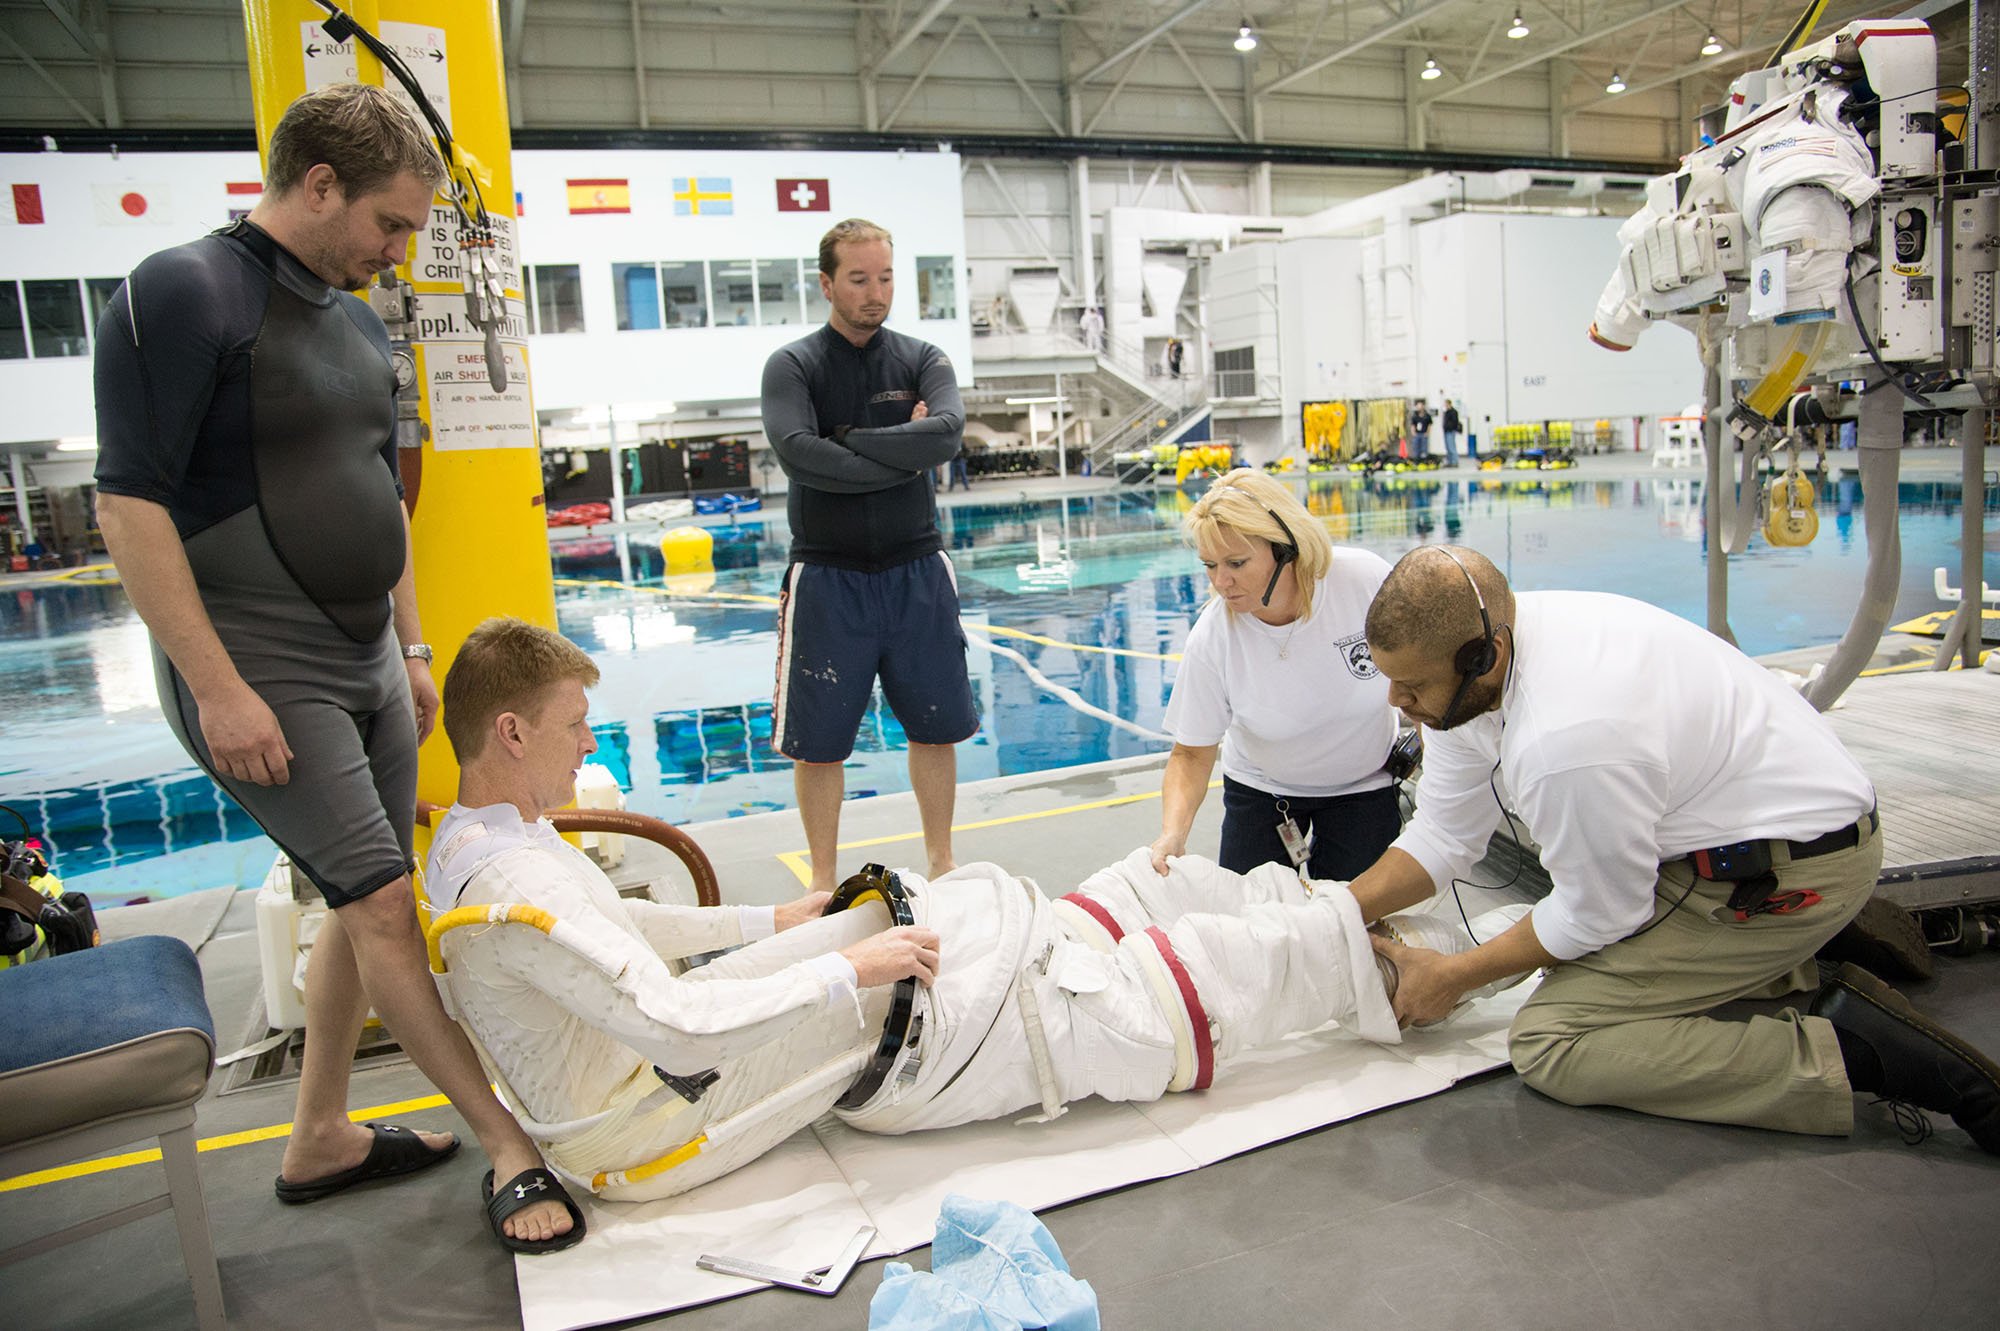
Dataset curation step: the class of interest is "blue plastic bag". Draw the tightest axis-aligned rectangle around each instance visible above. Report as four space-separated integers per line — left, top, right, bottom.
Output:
868 1194 1099 1331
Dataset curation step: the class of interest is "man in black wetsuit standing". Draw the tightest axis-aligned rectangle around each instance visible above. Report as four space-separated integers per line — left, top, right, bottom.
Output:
761 219 976 893
92 84 576 1252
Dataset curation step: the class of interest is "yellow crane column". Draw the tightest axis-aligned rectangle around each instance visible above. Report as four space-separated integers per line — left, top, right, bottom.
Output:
242 1 556 823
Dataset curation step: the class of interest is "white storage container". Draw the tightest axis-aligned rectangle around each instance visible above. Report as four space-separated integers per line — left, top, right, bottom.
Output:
572 762 627 867
254 855 322 1031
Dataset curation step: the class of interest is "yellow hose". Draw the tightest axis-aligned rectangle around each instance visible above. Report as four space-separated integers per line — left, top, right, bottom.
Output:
425 903 561 974
1744 320 1833 419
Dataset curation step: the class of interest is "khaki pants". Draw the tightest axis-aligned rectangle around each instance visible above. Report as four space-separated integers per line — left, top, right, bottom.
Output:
1509 816 1881 1136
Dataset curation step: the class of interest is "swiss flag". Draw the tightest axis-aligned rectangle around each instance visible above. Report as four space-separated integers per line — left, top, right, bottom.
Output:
775 178 830 212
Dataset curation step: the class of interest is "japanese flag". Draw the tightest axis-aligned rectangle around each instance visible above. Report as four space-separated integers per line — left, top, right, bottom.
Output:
93 184 173 225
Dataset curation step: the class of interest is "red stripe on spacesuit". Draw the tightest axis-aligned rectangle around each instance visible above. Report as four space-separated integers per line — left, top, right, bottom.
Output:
1059 893 1124 943
1852 24 1931 47
1144 926 1215 1092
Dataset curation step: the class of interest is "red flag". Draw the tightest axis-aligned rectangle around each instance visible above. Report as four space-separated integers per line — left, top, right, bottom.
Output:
226 180 262 221
6 183 44 225
775 178 830 212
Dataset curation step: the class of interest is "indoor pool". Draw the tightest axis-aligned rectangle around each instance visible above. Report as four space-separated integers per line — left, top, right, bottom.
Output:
3 470 1992 901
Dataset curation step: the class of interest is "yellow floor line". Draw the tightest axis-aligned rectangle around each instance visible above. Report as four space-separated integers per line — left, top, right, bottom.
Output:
1859 650 1990 677
0 1093 452 1194
776 780 1221 884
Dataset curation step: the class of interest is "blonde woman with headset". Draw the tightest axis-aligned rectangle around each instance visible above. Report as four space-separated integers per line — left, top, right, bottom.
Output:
1153 469 1400 880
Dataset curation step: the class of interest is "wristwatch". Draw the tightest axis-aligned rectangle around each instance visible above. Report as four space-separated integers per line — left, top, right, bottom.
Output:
401 643 435 666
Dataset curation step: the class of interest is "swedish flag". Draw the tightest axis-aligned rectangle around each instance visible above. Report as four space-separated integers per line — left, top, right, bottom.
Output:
673 178 734 216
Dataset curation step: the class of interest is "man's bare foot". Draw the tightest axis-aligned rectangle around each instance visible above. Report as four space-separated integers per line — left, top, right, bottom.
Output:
928 858 957 881
490 1144 573 1244
280 1118 455 1185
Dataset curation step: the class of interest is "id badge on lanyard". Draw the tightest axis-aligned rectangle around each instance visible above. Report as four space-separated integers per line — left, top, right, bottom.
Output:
1275 799 1311 870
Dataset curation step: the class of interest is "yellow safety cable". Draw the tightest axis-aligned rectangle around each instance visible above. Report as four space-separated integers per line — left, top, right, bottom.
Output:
1766 0 1830 68
556 575 1183 661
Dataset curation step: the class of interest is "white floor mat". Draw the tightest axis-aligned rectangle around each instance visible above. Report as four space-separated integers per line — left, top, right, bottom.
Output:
514 984 1532 1331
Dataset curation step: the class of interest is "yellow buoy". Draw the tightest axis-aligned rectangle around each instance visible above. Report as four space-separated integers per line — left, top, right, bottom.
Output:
1762 471 1820 547
660 525 715 572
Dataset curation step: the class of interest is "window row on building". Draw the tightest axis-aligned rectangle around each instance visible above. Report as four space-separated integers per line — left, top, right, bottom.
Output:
5 254 965 357
525 254 960 336
1 277 124 360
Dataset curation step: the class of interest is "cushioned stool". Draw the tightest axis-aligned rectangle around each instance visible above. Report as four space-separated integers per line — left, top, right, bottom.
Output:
0 935 224 1330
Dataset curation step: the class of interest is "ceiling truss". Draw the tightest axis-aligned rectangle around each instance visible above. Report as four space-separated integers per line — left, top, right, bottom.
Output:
0 1 1968 173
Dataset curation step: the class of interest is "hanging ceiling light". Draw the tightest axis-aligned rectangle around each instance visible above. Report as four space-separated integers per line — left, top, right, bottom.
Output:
1605 70 1627 94
1420 56 1443 81
1701 31 1724 57
1234 19 1258 53
1506 9 1530 39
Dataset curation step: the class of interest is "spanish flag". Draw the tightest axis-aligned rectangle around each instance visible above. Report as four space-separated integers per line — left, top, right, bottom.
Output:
566 178 631 215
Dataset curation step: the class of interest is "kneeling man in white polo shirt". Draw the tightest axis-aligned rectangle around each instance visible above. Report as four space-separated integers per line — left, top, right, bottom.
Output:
1354 545 1999 1154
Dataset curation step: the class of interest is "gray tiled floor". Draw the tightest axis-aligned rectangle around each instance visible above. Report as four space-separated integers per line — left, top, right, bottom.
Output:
10 954 1998 1330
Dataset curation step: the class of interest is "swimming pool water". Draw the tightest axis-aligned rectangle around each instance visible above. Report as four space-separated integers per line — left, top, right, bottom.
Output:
3 473 1992 900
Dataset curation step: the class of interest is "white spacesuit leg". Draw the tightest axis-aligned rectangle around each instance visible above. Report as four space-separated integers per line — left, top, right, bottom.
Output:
1159 881 1402 1057
1043 851 1402 1098
1051 881 1399 1100
1053 847 1307 950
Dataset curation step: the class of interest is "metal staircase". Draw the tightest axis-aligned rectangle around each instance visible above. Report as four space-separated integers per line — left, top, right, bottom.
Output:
1074 331 1207 478
967 325 1211 480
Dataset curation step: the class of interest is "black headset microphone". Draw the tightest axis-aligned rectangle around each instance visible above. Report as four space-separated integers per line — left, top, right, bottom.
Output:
1207 474 1299 606
1259 507 1301 607
1434 547 1498 731
1428 548 1521 941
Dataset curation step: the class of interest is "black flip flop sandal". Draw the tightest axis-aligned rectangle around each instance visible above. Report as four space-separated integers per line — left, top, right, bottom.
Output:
274 1121 461 1204
484 1166 588 1256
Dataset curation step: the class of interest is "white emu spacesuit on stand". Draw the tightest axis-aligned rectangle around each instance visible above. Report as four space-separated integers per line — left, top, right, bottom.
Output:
1586 18 1945 426
1584 18 1948 705
424 805 1517 1204
1587 50 1884 384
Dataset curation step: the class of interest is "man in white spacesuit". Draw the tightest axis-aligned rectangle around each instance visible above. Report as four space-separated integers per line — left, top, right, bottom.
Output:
425 618 1515 1224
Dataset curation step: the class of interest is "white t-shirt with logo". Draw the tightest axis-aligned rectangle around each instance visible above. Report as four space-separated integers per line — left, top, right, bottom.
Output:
1164 548 1396 797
